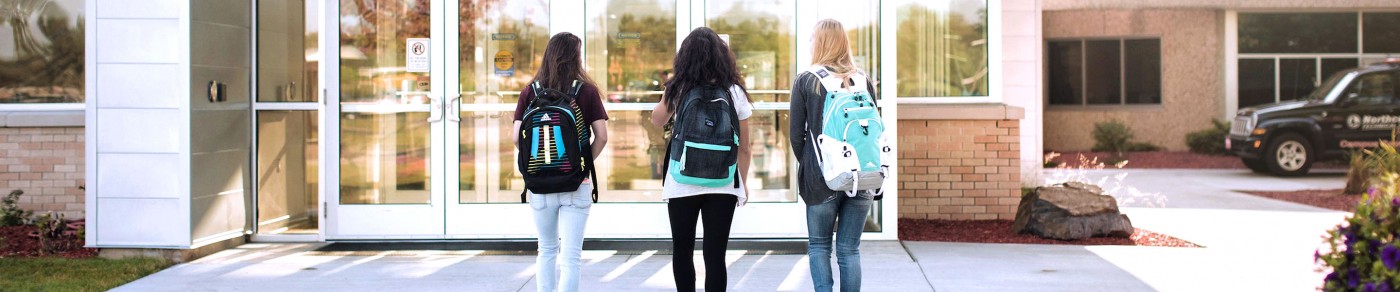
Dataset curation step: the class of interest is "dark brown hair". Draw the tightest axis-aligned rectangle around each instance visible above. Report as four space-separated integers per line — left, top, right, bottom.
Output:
531 32 595 91
663 27 747 112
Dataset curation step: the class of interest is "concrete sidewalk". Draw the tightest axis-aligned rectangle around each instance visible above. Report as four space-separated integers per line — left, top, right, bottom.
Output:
118 169 1351 291
113 241 932 291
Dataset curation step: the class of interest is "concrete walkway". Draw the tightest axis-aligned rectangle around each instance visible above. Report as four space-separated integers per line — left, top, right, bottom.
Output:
118 169 1351 291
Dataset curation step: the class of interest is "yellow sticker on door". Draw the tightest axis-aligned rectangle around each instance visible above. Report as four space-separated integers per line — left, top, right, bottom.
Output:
495 51 514 77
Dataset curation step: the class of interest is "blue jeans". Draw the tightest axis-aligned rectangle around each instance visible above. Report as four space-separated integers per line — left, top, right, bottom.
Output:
806 195 872 292
530 184 592 292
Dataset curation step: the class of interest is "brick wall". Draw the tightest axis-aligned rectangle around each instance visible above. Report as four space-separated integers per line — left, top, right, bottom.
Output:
0 127 85 219
898 119 1022 220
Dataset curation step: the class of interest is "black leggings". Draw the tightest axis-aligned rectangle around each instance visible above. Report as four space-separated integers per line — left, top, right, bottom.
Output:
668 193 738 291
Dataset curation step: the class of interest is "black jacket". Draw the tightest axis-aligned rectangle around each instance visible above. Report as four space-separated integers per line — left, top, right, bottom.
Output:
788 70 880 206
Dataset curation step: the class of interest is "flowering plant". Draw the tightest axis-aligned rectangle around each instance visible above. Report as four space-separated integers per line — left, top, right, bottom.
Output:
1318 173 1400 292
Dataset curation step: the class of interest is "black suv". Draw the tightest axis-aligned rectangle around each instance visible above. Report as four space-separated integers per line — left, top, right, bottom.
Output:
1228 60 1400 176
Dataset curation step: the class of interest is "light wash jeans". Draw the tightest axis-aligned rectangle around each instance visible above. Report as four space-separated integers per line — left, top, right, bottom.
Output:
806 194 872 292
530 183 592 292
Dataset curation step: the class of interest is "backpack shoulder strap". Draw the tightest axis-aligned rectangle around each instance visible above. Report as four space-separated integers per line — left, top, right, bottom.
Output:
807 65 847 93
530 81 543 96
847 72 870 94
568 80 583 96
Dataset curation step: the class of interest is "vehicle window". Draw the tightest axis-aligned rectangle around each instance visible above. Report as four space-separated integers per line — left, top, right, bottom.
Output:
1344 71 1399 105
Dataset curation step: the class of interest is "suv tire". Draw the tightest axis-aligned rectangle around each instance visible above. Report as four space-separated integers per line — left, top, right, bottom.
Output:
1241 158 1268 173
1264 133 1312 177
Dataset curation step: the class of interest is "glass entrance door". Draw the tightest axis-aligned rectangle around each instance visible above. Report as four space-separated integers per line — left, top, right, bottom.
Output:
328 0 447 238
323 0 858 239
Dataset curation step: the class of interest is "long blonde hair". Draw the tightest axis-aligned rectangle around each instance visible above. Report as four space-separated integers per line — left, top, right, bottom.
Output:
810 19 858 89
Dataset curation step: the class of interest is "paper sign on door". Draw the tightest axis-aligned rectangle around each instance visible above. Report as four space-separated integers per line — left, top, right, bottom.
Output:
406 38 430 73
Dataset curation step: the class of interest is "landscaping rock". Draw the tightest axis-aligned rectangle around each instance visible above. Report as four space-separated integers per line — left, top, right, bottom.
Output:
1012 182 1134 240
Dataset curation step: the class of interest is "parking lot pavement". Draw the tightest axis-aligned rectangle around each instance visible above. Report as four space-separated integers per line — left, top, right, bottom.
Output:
1046 168 1346 211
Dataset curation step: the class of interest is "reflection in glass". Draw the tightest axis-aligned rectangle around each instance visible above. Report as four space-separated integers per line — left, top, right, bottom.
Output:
708 0 796 102
256 111 319 234
1047 41 1083 105
1239 59 1277 107
1239 13 1356 54
257 0 319 102
813 1 881 89
587 0 677 103
459 0 549 104
339 0 432 204
1364 13 1400 54
1084 40 1121 105
456 116 478 203
340 112 431 204
0 0 84 103
895 0 988 97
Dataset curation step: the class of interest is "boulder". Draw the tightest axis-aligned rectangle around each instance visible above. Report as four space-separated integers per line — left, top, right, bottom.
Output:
1013 182 1134 240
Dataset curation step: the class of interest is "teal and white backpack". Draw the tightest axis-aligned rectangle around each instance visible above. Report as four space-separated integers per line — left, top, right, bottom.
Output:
808 66 892 197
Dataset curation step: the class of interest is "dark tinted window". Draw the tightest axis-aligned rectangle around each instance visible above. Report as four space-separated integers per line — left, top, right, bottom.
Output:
1364 13 1400 53
1084 40 1121 105
1240 13 1357 54
1047 41 1083 105
1278 58 1318 101
1124 39 1161 104
1239 59 1277 107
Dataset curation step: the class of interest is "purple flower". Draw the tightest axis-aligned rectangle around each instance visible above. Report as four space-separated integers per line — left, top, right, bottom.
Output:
1392 196 1400 207
1315 250 1323 262
1383 245 1400 270
1369 187 1379 197
1368 283 1380 292
1348 268 1360 288
1370 240 1383 255
1382 282 1395 292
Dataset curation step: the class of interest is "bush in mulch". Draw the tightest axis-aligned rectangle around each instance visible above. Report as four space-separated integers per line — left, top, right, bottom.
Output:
897 218 1200 248
0 220 96 258
1 190 97 258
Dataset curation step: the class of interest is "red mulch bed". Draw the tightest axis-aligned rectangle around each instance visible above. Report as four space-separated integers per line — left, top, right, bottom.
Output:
1240 189 1359 212
0 222 97 258
898 218 1201 248
1048 151 1347 170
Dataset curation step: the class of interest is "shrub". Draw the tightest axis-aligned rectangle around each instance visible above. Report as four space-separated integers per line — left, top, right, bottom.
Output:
2 190 31 227
1092 120 1134 153
1346 145 1400 195
32 212 74 256
1317 173 1400 291
1186 119 1230 155
1126 142 1163 152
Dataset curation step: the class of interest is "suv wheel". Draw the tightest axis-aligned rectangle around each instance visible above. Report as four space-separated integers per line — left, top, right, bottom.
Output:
1241 158 1268 173
1264 133 1312 176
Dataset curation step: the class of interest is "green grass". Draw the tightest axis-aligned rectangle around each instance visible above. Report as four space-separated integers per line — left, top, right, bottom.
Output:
0 257 171 292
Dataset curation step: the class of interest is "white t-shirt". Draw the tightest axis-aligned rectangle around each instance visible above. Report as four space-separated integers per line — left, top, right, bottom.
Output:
661 85 753 206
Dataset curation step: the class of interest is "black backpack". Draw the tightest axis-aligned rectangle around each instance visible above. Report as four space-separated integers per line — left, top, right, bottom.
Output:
517 80 598 202
664 85 741 188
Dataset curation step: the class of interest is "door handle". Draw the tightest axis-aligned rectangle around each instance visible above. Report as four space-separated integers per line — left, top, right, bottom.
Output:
426 94 443 122
447 94 462 122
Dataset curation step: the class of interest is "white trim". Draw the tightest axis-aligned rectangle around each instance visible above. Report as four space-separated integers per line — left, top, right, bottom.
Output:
83 0 98 247
319 0 339 241
253 102 320 111
0 104 85 111
894 0 1002 104
1225 10 1239 119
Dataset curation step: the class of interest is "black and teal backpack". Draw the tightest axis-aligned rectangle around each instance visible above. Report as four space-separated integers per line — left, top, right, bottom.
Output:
664 85 741 188
517 80 598 202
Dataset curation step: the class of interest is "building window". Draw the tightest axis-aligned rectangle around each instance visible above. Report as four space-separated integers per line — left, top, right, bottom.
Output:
0 0 84 104
894 0 988 98
1235 12 1400 107
1046 38 1161 106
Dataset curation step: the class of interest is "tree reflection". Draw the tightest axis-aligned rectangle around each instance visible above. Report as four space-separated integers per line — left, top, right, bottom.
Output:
0 0 84 103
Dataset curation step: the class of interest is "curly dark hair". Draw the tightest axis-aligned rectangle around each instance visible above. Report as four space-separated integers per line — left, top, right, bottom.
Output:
531 32 595 92
662 27 747 112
